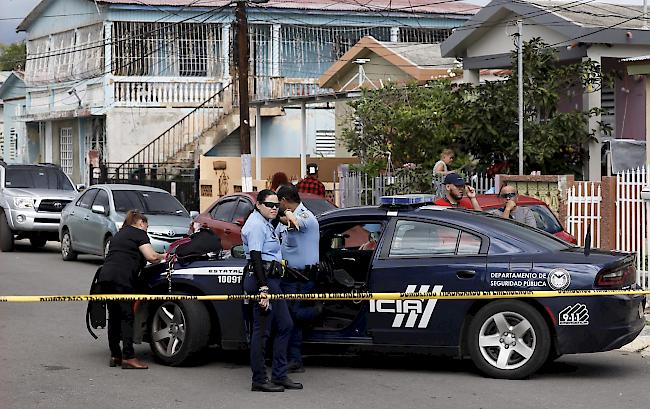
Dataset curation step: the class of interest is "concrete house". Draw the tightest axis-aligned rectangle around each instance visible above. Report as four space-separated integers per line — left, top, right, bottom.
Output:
0 72 28 164
16 0 476 185
441 0 650 180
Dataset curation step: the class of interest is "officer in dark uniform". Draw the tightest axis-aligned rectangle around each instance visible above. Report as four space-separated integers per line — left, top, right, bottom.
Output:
241 189 303 392
276 185 321 373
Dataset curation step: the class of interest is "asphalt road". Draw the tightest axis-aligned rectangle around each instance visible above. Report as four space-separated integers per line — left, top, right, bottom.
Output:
2 241 650 409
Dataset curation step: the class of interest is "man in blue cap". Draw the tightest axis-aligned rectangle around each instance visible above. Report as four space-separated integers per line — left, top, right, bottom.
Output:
434 173 482 211
275 185 322 373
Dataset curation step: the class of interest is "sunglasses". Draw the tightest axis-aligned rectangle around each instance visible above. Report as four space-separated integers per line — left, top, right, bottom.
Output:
499 193 517 199
261 201 280 209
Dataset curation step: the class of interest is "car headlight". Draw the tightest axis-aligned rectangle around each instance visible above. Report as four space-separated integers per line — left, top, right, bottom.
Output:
13 197 35 209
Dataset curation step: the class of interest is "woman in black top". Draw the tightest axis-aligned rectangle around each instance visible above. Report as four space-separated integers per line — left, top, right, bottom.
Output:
98 210 165 369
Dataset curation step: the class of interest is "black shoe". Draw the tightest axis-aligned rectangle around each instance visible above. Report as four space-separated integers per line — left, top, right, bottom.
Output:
288 361 306 373
272 377 303 390
251 382 285 392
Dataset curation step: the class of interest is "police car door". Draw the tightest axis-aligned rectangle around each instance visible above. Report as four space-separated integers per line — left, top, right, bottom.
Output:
367 217 487 347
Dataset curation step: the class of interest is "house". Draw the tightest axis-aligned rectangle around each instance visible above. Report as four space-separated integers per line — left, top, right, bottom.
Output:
0 72 28 164
440 0 650 180
16 0 477 187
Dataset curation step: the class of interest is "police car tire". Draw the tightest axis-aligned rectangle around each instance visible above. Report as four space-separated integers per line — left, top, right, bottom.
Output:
149 299 211 366
60 230 77 261
468 300 550 379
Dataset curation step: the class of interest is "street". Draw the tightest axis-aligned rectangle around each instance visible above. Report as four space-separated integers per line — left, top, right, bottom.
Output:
1 241 650 409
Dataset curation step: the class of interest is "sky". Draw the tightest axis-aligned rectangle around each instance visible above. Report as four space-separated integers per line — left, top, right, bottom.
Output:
2 0 650 44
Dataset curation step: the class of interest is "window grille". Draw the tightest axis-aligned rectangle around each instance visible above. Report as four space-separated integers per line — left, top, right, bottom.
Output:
8 128 17 161
315 130 336 157
60 127 73 176
0 129 4 159
399 28 453 43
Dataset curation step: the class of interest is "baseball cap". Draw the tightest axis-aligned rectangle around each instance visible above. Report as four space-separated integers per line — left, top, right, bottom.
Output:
307 163 318 175
443 173 466 186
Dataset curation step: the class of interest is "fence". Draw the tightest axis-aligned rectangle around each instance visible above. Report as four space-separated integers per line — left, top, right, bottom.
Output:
335 169 494 208
616 167 650 288
565 182 601 248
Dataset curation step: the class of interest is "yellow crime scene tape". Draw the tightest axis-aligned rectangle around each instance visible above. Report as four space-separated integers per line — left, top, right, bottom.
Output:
1 289 649 303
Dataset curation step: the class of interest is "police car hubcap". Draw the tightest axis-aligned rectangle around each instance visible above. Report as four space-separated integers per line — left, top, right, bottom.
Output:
478 311 536 370
152 303 186 357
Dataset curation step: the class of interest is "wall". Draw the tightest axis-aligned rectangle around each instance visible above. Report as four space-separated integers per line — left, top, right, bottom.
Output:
105 107 192 163
25 0 104 40
260 107 335 157
615 74 646 140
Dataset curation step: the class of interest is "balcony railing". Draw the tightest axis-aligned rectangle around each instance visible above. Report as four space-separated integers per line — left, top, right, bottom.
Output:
111 76 227 107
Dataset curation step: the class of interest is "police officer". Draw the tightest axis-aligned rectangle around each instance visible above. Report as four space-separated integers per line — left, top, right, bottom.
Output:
276 185 321 373
241 189 302 392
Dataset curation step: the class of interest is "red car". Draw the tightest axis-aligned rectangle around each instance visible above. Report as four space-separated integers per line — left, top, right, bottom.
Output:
192 192 337 249
476 194 577 244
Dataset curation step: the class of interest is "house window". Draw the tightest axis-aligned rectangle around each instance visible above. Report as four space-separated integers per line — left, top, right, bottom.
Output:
60 127 73 176
8 128 17 161
399 28 453 43
315 130 336 157
0 129 4 159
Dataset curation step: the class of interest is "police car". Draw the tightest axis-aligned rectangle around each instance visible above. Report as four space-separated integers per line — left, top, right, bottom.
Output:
135 194 645 379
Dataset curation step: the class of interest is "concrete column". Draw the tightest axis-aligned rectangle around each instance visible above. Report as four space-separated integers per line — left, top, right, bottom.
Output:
390 27 399 42
103 22 114 108
646 77 650 165
222 23 231 78
45 121 53 163
583 53 602 181
300 103 307 178
271 25 281 77
463 69 480 85
255 106 261 180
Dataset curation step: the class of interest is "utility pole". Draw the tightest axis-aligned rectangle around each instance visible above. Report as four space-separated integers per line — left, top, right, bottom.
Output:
517 19 524 176
236 0 252 191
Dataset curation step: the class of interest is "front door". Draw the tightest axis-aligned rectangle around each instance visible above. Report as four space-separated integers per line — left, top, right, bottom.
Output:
71 188 98 252
86 189 111 255
367 217 488 347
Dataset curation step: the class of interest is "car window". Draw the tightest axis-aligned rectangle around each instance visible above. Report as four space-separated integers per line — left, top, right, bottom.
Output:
233 199 254 222
458 231 482 255
389 220 461 257
112 190 189 216
93 189 109 209
526 205 563 234
302 198 336 215
4 167 75 190
76 189 98 209
210 199 238 222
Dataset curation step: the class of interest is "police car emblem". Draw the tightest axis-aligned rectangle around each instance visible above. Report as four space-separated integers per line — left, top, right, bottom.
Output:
547 268 571 290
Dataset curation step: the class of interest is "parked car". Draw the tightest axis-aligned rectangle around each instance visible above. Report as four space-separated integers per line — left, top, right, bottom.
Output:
477 194 577 244
132 195 644 379
0 162 78 251
59 184 192 260
192 191 337 249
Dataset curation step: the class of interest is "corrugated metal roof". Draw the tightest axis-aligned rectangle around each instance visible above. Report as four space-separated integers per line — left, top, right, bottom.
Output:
529 1 648 30
622 55 650 62
379 42 456 68
96 0 478 15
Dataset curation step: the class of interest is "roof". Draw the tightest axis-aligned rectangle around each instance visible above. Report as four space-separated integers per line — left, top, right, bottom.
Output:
442 0 650 59
622 55 650 62
95 0 477 14
319 36 456 89
0 71 26 101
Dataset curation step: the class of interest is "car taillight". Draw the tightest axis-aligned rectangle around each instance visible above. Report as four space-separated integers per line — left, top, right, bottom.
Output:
595 264 636 288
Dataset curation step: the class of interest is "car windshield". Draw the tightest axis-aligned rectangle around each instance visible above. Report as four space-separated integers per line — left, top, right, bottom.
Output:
526 204 563 234
303 198 336 215
4 167 75 190
113 190 189 217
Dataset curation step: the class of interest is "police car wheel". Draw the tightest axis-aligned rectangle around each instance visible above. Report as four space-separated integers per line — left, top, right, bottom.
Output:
149 300 211 366
468 301 550 379
60 230 77 261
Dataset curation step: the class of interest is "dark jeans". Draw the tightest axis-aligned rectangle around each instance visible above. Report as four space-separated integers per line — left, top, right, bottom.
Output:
101 283 135 359
280 280 318 365
244 275 293 384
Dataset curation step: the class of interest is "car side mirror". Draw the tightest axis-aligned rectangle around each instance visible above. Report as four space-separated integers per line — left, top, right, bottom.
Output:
190 210 199 219
231 244 246 259
77 184 86 191
92 204 108 215
234 217 245 226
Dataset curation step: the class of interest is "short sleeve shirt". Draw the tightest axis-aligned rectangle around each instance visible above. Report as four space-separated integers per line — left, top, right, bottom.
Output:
492 206 537 228
433 197 476 210
241 210 282 262
99 225 151 290
276 202 319 269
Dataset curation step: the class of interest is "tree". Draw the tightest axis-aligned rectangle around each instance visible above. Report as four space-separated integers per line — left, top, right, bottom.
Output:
342 38 608 177
0 42 27 71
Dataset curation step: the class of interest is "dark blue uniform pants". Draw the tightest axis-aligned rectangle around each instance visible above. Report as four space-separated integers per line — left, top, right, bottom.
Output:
280 280 318 365
244 275 293 384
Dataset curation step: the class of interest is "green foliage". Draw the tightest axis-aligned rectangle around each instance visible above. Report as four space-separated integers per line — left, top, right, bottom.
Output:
0 42 26 71
342 38 607 178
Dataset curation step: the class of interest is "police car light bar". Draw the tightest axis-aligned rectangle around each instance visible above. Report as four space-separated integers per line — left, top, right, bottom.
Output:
380 194 436 206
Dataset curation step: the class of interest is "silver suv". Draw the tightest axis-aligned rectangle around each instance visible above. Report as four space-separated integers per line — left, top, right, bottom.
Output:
0 162 78 251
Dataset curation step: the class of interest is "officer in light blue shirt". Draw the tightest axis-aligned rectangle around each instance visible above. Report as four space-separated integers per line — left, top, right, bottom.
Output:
276 185 321 373
241 189 302 393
